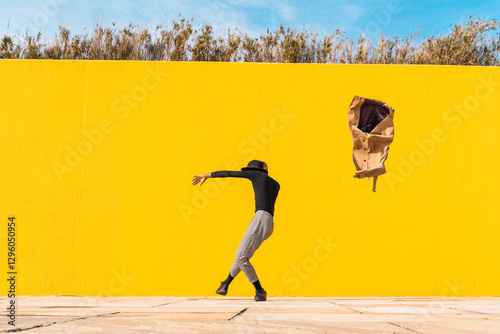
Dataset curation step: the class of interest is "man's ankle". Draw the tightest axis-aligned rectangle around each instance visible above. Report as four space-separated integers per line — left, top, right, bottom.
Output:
252 280 264 292
223 274 234 286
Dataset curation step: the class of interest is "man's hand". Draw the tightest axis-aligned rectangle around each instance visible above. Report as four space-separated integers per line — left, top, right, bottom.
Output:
191 173 211 187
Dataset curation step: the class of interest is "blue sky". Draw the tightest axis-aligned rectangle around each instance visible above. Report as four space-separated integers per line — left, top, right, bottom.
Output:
1 0 499 40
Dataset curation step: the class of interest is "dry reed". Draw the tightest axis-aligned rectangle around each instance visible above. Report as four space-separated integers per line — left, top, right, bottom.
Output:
1 15 498 65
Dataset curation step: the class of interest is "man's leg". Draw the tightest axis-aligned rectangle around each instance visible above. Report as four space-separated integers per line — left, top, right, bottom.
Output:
231 211 273 281
215 216 257 296
218 211 273 297
229 262 241 278
231 211 274 300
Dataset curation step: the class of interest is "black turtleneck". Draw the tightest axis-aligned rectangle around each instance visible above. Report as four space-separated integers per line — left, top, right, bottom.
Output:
210 170 280 216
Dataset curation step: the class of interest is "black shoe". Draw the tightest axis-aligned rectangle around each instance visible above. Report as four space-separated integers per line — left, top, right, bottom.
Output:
216 282 228 296
254 289 267 301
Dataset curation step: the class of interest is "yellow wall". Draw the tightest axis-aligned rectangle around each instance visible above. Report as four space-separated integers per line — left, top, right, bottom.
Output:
0 60 499 297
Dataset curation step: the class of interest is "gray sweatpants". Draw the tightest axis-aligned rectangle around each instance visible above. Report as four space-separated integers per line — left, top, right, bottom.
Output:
229 210 274 283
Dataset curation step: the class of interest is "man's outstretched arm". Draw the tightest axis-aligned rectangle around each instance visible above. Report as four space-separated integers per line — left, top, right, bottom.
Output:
191 173 211 187
192 170 252 187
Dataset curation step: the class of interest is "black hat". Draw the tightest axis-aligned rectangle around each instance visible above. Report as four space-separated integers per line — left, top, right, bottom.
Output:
241 160 268 173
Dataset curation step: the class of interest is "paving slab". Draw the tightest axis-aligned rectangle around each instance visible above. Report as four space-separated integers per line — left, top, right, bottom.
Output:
0 296 499 333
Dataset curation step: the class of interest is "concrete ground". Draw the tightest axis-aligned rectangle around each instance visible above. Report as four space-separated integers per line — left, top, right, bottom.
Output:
1 296 500 333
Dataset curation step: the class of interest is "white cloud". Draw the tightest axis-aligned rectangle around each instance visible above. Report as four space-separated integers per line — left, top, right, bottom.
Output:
0 0 301 37
0 0 381 39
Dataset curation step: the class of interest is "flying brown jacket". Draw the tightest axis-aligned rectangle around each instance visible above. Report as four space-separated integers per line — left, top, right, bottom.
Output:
347 95 395 191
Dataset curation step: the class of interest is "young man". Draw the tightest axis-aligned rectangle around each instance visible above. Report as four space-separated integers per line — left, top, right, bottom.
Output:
191 160 280 301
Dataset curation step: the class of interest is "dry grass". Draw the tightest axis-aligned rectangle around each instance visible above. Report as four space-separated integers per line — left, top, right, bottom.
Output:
1 15 499 65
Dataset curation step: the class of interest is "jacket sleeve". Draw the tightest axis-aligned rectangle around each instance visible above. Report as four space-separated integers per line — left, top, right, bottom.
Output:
211 170 252 179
